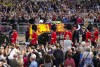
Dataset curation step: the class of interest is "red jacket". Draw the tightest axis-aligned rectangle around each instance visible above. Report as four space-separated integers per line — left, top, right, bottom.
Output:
64 31 72 40
11 31 18 44
23 57 28 67
50 32 57 45
93 30 99 42
30 32 38 45
86 31 92 42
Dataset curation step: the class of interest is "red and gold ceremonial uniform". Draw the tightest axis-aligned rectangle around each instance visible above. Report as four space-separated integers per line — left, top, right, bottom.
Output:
86 31 92 42
11 31 18 44
93 30 99 42
30 32 38 46
64 31 72 40
50 31 57 45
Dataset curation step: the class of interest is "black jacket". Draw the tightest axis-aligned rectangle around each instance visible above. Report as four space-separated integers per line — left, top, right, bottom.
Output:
72 30 79 43
82 31 86 41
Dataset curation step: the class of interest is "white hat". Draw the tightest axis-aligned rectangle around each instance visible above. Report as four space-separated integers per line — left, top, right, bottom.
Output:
81 41 86 46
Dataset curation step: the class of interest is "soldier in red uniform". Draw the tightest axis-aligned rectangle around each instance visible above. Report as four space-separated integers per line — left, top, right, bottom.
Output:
86 28 92 42
50 24 57 45
64 24 72 40
11 28 18 45
92 25 99 46
30 24 38 47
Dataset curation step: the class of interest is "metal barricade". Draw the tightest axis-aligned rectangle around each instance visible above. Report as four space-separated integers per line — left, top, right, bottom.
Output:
18 24 28 34
0 24 10 34
0 24 29 34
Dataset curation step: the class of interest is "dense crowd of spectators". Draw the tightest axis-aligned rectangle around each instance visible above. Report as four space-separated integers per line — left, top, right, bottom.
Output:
0 0 100 24
0 0 100 67
0 42 100 67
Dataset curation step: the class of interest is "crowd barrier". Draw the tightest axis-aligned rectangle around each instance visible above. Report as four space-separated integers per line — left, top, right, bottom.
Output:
0 24 28 34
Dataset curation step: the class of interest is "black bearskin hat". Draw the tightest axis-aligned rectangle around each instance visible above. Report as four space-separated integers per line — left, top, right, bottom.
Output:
64 24 72 30
93 24 98 28
50 24 57 31
32 24 37 32
12 24 17 30
87 24 93 31
29 18 35 24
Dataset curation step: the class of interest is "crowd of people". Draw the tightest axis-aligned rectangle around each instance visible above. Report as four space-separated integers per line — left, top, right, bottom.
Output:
0 41 100 67
0 0 100 67
0 23 100 67
0 0 100 24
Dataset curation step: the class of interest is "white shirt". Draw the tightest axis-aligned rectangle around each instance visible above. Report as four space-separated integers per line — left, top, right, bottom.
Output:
64 40 73 52
0 55 6 60
8 48 18 59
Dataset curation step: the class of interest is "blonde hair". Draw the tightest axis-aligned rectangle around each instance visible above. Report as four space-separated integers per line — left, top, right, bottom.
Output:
17 57 24 67
85 46 91 52
81 41 86 47
31 54 36 60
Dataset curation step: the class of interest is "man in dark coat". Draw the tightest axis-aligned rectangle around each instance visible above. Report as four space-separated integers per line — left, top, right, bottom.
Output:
81 26 86 41
0 31 9 46
38 33 49 47
9 25 13 43
72 25 79 47
25 27 30 42
53 45 64 67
